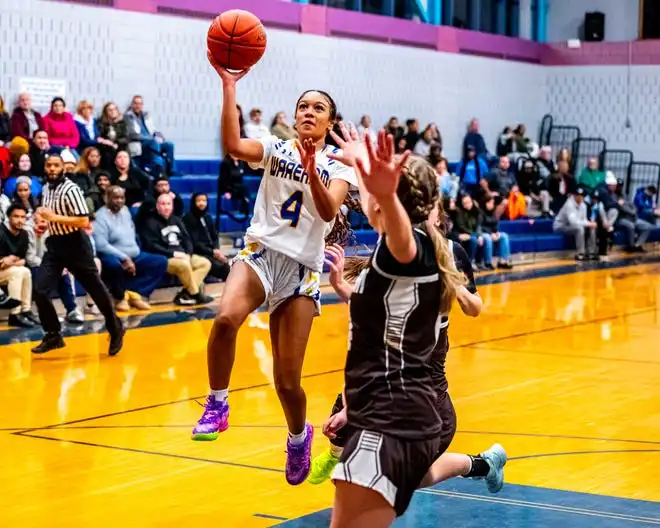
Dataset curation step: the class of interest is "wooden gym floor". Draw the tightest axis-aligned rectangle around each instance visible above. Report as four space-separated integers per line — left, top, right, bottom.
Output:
1 254 659 527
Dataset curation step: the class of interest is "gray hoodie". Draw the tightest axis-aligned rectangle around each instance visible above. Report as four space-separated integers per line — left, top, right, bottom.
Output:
553 195 589 231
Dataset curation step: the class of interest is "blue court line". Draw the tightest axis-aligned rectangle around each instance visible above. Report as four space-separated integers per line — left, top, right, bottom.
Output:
278 479 660 527
0 254 657 348
253 513 288 521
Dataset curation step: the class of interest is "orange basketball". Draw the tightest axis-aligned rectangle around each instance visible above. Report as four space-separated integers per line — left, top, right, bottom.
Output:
207 10 267 71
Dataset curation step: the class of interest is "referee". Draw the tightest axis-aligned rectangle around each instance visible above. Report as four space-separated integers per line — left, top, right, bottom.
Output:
31 154 124 355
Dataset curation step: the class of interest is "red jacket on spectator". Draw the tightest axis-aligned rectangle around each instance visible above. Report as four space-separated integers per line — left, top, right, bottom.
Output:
43 111 79 148
10 108 45 141
0 147 11 179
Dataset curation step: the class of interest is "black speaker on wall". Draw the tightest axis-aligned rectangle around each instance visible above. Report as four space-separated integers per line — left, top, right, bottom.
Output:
584 11 605 42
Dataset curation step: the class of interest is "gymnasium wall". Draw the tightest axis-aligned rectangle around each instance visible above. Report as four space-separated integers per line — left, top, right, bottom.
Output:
546 0 639 43
0 0 544 161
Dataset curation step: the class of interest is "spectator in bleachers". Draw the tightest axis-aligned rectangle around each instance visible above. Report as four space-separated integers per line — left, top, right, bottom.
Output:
61 149 78 176
5 154 42 198
43 98 80 151
270 111 297 141
138 193 212 306
71 147 104 213
136 175 184 227
400 118 420 152
547 160 575 214
496 127 514 157
98 102 130 168
11 177 38 221
357 115 377 143
94 186 168 311
535 146 556 179
486 156 516 206
480 197 513 270
28 130 51 179
556 147 571 166
0 95 10 146
614 190 653 253
243 108 270 140
95 172 111 207
512 124 530 154
634 186 659 224
219 154 250 217
74 100 100 152
553 186 597 261
577 158 605 194
385 117 404 152
25 214 84 324
427 143 443 168
183 192 230 281
436 158 458 200
0 182 11 224
124 95 175 175
462 118 487 159
413 124 438 158
505 185 527 220
454 194 483 270
0 204 38 327
10 93 45 141
456 145 488 196
236 104 246 138
111 150 151 208
517 159 551 217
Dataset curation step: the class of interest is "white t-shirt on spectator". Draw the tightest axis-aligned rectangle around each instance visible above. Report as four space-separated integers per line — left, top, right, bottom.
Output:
245 121 271 140
246 136 357 271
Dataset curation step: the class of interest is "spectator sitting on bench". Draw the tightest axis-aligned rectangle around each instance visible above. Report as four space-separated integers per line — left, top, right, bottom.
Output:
10 93 45 141
93 186 168 311
138 193 212 306
454 193 483 271
71 147 104 213
547 160 575 214
5 154 42 198
0 204 39 327
135 175 184 228
111 150 151 209
577 157 605 195
125 95 174 176
634 185 659 224
219 154 250 218
517 159 551 217
43 97 80 151
183 192 230 282
74 100 100 152
614 189 654 253
480 197 513 270
456 145 488 196
553 186 598 261
11 177 38 221
29 129 54 179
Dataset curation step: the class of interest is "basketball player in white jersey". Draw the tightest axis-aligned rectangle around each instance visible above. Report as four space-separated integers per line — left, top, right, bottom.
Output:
192 52 357 486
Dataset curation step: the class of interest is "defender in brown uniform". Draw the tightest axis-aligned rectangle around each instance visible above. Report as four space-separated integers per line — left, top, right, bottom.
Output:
327 133 467 526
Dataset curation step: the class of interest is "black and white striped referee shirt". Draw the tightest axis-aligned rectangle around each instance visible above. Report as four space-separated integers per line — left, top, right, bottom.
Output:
41 179 89 236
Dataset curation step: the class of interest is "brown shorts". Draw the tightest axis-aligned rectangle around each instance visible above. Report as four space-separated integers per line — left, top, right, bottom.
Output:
331 429 443 517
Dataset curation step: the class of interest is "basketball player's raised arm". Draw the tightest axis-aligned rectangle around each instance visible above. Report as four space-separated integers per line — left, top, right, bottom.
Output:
208 51 263 164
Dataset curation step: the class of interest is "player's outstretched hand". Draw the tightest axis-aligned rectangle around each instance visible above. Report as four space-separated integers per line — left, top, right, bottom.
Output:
322 407 348 440
328 122 369 171
207 50 250 85
324 244 345 288
295 137 317 179
355 129 410 201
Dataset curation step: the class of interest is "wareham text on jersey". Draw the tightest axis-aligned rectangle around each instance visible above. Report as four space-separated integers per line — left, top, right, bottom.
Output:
269 156 331 187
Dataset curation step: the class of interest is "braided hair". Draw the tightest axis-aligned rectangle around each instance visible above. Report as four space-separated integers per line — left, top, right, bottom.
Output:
343 156 466 311
324 192 363 247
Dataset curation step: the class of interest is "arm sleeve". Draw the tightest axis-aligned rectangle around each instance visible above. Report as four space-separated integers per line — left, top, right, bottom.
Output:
452 242 477 293
328 151 358 187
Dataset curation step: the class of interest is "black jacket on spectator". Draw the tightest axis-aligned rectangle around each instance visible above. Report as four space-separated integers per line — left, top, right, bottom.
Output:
219 156 247 196
136 192 184 229
0 224 29 259
617 198 638 223
29 144 48 179
455 207 481 235
139 212 192 258
0 112 10 144
547 171 575 213
112 167 151 207
516 163 544 196
98 119 130 149
480 208 499 234
182 194 219 260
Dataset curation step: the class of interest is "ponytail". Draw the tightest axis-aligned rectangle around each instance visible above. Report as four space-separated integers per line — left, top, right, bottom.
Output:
425 220 467 313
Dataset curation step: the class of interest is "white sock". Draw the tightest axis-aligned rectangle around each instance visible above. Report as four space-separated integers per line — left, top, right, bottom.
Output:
330 445 344 458
288 427 308 445
211 389 228 403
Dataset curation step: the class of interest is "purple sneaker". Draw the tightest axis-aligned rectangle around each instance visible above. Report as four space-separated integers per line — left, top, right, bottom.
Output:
191 396 229 441
285 422 314 485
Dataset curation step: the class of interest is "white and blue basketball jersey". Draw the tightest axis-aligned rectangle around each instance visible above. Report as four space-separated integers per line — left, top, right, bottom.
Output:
245 136 358 271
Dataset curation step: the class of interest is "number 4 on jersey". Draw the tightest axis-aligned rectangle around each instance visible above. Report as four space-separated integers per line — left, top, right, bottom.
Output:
281 191 303 228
